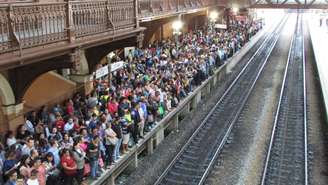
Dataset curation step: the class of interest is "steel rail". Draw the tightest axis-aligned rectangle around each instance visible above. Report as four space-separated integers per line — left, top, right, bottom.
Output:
196 15 289 185
260 15 296 185
302 13 308 185
260 13 308 185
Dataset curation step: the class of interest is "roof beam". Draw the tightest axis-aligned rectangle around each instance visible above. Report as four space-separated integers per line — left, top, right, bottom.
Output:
250 3 328 9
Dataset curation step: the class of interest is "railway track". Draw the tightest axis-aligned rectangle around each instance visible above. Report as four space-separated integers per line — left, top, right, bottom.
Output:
261 14 308 185
154 15 288 185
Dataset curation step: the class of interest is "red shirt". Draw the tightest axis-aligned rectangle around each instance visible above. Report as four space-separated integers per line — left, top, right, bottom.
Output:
61 156 76 176
56 120 65 131
107 102 118 115
66 104 74 115
73 123 80 132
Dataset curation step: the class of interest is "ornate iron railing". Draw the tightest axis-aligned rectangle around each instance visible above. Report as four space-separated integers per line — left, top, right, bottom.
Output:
138 0 217 17
0 0 137 54
0 0 220 54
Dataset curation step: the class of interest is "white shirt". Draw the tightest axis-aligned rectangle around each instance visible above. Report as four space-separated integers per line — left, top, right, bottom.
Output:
160 91 165 103
27 178 39 185
6 137 16 147
21 145 33 156
166 99 172 111
25 120 34 134
138 107 145 121
160 60 167 66
64 122 74 132
105 128 116 138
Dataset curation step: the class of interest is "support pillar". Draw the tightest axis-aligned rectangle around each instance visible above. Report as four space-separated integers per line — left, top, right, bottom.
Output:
1 103 24 134
133 152 138 168
137 33 145 49
69 49 93 95
218 65 226 81
70 74 94 95
213 75 217 87
155 127 164 146
184 103 190 115
196 91 202 104
173 114 179 132
147 138 154 155
106 175 115 185
225 8 230 30
191 96 197 111
207 83 211 95
0 73 23 135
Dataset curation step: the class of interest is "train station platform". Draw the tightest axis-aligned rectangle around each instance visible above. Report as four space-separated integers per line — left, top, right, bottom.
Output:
307 16 328 120
90 22 268 185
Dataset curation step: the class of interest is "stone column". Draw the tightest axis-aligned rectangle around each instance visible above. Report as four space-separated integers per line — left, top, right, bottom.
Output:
70 74 94 95
1 103 24 134
0 74 23 135
69 49 94 95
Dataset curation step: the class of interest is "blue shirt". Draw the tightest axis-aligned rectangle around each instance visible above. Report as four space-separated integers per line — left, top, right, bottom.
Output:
5 180 16 185
88 120 97 130
3 159 16 173
140 102 148 118
48 147 60 166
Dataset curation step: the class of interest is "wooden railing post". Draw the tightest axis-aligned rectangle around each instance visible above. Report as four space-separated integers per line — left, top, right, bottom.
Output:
7 4 21 55
149 0 154 13
134 0 139 28
66 0 75 43
106 0 115 31
159 0 163 11
137 0 141 15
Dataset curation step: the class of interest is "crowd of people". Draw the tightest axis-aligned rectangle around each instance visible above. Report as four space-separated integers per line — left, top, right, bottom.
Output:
0 20 261 185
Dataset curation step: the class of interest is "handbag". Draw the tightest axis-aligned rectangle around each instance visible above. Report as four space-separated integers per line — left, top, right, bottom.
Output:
106 136 118 146
83 163 91 176
98 157 104 168
105 128 118 145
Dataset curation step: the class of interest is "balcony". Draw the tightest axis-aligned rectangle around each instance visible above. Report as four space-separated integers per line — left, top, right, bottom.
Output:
0 0 225 68
138 0 221 22
0 0 140 63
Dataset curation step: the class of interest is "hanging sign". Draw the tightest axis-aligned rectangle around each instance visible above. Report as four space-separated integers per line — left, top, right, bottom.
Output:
215 24 227 29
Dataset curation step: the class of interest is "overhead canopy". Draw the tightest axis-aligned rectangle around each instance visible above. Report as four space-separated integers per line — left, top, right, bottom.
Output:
249 0 328 9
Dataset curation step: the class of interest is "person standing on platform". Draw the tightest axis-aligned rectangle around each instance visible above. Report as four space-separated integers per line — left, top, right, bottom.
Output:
131 102 141 144
72 138 86 185
111 119 122 162
121 118 130 154
87 136 100 180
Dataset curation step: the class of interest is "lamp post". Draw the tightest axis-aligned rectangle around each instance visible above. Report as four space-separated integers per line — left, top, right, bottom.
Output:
208 11 219 31
172 20 183 46
232 7 239 15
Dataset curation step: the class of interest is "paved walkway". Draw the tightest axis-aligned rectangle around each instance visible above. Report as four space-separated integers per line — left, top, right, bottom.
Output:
307 14 328 119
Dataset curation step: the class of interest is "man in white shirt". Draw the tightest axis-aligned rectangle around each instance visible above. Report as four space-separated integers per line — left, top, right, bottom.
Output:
21 137 34 156
26 169 39 185
64 118 74 133
24 116 34 134
137 103 145 138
